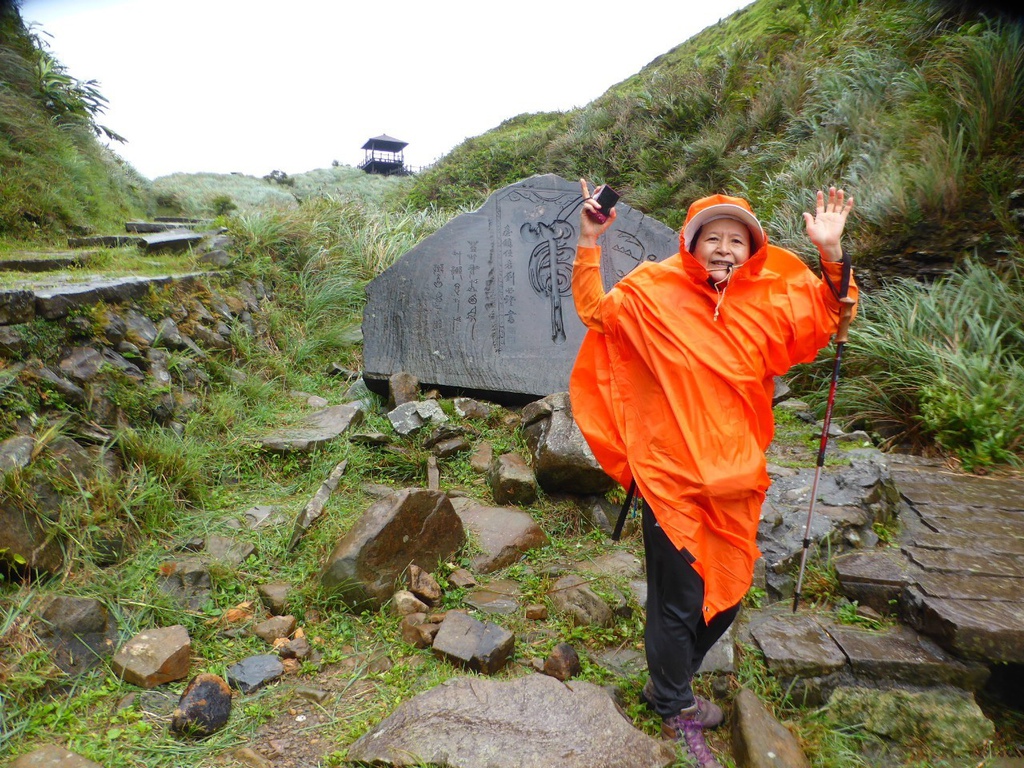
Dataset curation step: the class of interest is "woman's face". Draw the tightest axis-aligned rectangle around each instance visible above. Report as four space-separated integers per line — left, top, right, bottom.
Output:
693 218 752 284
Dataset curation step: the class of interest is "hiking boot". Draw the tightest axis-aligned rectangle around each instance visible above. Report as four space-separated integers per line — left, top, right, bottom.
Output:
662 708 724 768
640 679 724 729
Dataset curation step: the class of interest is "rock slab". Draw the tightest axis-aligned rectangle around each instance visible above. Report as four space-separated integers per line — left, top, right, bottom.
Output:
345 673 677 768
361 173 678 401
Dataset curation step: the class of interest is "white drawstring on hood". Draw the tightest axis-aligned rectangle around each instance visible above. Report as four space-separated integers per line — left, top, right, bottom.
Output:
711 265 733 322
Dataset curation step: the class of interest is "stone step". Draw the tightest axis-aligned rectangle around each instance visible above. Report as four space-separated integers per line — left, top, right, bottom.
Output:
68 234 144 249
67 231 205 254
0 250 93 273
0 272 220 325
745 609 989 706
126 221 198 233
836 457 1024 666
154 216 212 225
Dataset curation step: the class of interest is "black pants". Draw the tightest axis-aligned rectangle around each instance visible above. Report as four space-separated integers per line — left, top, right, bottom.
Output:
642 502 740 718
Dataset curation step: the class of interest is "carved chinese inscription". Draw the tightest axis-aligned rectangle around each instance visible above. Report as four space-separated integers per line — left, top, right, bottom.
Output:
362 174 678 401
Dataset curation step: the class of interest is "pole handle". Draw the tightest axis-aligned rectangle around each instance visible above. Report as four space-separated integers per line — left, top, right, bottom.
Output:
834 296 856 345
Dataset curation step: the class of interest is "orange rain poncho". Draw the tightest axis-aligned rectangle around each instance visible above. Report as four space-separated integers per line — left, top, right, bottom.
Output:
569 195 857 620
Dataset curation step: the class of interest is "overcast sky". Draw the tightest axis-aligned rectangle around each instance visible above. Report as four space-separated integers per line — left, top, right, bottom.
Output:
19 0 753 180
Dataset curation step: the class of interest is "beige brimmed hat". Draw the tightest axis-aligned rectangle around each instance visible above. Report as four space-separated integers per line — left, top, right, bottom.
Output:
681 194 766 254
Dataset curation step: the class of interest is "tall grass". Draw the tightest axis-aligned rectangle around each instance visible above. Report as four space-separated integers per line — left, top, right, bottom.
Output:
0 14 150 239
817 257 1024 469
230 196 453 368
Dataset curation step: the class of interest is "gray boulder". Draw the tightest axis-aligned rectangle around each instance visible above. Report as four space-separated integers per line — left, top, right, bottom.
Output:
520 392 614 494
346 673 677 768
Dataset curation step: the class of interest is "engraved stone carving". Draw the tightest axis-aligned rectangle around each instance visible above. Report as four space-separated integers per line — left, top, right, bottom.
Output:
362 174 678 401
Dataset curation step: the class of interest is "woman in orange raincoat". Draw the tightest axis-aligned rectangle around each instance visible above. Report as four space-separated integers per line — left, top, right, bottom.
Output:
570 182 856 765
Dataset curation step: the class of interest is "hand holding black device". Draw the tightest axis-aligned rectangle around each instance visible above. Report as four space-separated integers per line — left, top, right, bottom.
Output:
589 185 620 224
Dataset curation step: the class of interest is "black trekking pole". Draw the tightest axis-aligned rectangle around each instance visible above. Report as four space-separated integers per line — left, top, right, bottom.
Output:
793 253 855 613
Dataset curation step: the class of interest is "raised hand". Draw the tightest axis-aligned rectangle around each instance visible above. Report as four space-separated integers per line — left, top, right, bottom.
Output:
578 178 617 248
803 187 854 262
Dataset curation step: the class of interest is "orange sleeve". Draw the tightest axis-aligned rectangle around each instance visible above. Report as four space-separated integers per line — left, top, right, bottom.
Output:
820 258 859 317
571 245 606 333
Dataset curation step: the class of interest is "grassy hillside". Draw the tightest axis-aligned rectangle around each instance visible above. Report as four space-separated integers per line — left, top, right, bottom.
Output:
407 0 1024 280
0 5 151 241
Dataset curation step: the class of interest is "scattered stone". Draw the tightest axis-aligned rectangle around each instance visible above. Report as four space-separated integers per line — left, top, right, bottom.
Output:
257 582 290 615
34 595 119 676
251 615 296 644
387 400 448 435
426 454 440 490
276 636 311 660
226 654 285 694
392 590 430 616
388 371 420 408
0 434 34 475
574 550 643 579
239 505 282 529
0 325 26 357
488 452 538 506
205 534 255 566
321 488 466 609
156 559 212 611
408 564 442 604
732 687 810 768
448 568 478 588
345 673 676 767
351 431 390 446
287 459 348 550
111 625 191 688
454 397 493 419
260 403 364 453
548 574 614 628
543 642 581 681
449 496 548 573
432 611 515 674
465 579 522 616
123 308 159 348
595 648 647 677
10 745 103 768
469 440 494 473
401 613 440 649
432 435 471 458
526 604 548 620
295 686 330 704
171 673 233 739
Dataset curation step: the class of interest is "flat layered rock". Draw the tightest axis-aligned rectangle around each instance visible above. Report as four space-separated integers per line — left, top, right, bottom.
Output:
259 403 364 453
902 587 1024 663
32 273 213 320
69 234 145 248
0 252 88 272
141 231 205 253
827 623 988 690
891 468 1024 509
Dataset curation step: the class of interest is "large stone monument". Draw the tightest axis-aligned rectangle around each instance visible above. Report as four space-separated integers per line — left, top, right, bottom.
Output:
362 174 678 401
